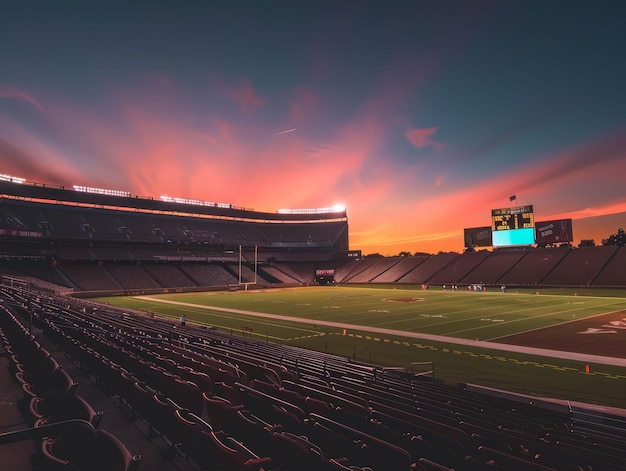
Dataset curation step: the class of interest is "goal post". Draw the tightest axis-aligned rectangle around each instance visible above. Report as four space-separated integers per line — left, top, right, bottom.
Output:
238 245 258 286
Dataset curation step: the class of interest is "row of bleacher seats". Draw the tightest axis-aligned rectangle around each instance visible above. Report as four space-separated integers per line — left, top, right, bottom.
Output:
0 199 346 247
1 261 303 293
54 245 245 263
2 285 626 470
336 246 626 287
0 299 141 471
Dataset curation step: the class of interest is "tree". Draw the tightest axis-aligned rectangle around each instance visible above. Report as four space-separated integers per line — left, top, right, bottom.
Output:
398 251 412 257
602 228 626 247
578 239 596 248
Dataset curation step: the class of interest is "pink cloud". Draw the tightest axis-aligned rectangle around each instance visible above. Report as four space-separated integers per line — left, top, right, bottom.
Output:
0 85 43 112
0 122 88 185
224 78 264 114
23 81 387 214
405 127 444 150
344 126 626 256
289 88 316 124
547 201 626 221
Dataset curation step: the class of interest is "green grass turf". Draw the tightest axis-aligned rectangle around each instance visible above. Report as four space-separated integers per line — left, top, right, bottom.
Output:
92 285 626 409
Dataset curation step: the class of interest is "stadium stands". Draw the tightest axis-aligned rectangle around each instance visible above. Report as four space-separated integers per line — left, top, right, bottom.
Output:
497 247 570 286
592 246 626 287
428 250 492 285
333 258 381 283
59 264 122 292
347 256 405 283
141 264 196 289
0 178 348 294
541 245 618 286
459 250 527 286
105 264 162 291
397 252 457 285
179 263 240 287
370 254 430 283
2 285 626 470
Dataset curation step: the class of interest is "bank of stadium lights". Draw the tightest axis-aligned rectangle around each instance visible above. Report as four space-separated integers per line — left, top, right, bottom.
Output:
277 204 346 215
0 174 26 184
73 185 131 198
160 195 233 209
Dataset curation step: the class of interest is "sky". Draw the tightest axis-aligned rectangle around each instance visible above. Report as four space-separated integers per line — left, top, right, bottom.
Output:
1 1 626 255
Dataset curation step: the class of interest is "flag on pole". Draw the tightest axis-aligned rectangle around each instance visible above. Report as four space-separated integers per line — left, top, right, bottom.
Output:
509 194 516 202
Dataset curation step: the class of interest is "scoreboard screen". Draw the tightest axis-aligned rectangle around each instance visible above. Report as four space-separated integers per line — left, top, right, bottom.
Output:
464 226 492 249
491 205 534 231
535 219 573 245
491 205 535 247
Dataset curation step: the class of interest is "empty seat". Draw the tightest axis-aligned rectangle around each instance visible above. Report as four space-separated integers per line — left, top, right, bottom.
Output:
15 356 60 385
22 367 77 399
40 427 141 471
202 392 243 430
269 430 327 471
173 410 271 471
209 429 272 471
29 394 102 430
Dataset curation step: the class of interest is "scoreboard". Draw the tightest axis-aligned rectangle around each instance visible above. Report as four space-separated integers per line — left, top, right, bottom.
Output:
491 205 534 231
491 205 535 247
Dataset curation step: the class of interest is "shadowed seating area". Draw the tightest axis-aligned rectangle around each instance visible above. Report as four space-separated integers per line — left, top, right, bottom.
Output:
2 284 626 471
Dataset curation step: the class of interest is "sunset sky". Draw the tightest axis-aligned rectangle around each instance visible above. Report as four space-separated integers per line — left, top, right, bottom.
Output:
2 1 625 255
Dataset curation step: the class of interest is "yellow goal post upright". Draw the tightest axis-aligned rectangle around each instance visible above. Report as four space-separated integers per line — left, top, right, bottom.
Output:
238 244 258 290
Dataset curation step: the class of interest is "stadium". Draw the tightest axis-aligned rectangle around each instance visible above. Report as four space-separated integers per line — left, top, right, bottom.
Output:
1 175 626 471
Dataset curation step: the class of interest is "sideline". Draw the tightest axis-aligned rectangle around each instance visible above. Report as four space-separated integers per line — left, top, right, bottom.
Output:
134 296 626 368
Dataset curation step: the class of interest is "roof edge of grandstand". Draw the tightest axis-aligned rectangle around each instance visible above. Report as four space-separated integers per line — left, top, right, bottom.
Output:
0 179 347 223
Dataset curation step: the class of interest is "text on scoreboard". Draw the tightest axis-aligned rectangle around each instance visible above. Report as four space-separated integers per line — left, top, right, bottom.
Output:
491 205 534 231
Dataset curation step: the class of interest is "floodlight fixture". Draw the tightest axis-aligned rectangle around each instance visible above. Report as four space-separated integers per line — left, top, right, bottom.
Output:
73 185 131 197
160 195 233 209
0 174 25 184
278 205 347 215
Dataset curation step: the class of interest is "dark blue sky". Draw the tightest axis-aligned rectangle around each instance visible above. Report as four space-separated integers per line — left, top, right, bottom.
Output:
2 1 625 253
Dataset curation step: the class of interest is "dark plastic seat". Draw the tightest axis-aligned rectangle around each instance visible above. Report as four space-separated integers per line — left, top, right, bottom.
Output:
270 430 327 471
209 429 272 471
146 394 181 440
202 392 243 430
41 427 141 471
22 367 77 399
6 336 39 357
9 346 51 376
172 409 217 468
30 394 102 430
125 380 157 419
175 365 213 394
476 446 560 471
169 378 203 415
15 355 60 384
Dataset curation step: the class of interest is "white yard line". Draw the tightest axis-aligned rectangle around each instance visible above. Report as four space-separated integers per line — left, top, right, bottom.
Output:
134 296 626 368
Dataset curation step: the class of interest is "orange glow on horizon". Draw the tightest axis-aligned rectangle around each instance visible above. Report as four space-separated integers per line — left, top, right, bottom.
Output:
2 79 625 257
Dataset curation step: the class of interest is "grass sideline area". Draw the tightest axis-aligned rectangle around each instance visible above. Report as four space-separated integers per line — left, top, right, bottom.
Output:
93 285 626 409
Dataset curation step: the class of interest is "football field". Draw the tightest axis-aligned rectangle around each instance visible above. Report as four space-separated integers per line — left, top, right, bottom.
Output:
94 285 626 408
